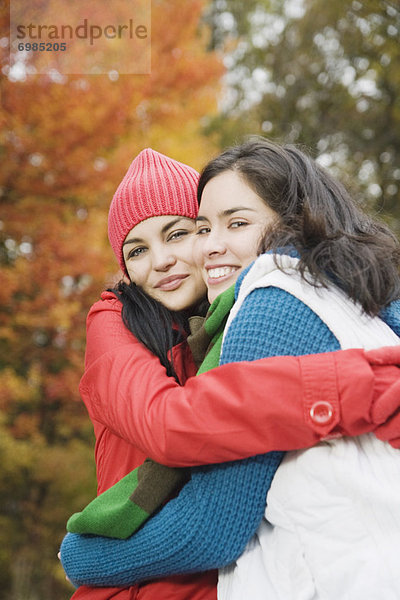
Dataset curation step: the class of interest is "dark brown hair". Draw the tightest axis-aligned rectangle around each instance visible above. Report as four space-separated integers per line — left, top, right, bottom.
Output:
109 281 208 383
198 138 400 315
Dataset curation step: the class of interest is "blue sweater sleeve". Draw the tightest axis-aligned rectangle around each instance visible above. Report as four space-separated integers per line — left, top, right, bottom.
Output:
60 287 342 588
61 454 281 587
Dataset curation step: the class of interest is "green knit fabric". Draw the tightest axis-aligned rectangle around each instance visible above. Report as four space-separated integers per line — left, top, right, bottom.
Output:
67 469 149 539
67 459 189 539
66 285 235 539
197 284 235 374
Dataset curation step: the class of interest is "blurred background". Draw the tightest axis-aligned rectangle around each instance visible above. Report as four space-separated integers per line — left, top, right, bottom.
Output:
1 0 399 597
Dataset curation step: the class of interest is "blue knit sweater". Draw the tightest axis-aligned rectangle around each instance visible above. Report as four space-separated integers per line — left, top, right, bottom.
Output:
60 265 400 588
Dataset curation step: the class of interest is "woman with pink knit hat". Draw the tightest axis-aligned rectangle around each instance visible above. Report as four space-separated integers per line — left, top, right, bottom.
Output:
60 147 400 599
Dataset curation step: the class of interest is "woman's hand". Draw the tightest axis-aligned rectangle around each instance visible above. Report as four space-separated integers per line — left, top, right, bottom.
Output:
366 345 400 448
58 551 72 584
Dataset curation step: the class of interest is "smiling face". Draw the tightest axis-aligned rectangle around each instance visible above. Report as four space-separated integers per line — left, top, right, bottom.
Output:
123 215 206 311
194 170 278 303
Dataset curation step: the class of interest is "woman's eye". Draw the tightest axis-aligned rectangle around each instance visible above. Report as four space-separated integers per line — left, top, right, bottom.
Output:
127 246 146 259
230 221 248 229
196 226 210 235
168 230 189 242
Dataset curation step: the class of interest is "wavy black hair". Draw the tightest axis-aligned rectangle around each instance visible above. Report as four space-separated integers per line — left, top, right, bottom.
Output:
197 138 400 316
109 280 207 383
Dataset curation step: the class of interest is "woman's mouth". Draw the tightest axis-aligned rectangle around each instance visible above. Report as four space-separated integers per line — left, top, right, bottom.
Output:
155 274 189 291
206 266 239 286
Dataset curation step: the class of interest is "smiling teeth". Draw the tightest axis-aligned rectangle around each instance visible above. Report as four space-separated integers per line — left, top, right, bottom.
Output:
208 267 236 279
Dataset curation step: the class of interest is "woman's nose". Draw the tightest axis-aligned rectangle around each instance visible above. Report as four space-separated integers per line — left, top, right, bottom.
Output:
152 248 177 271
201 230 227 257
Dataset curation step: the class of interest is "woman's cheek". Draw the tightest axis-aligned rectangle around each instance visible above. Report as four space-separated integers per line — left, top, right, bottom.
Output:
192 235 206 268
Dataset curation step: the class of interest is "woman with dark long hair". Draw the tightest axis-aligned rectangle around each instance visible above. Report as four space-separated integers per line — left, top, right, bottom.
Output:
61 141 400 599
196 139 400 599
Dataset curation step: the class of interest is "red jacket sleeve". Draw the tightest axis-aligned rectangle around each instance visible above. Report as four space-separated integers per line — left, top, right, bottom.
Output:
78 294 384 467
69 586 135 600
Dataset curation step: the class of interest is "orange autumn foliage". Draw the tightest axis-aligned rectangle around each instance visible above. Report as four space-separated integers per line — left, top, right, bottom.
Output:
0 1 224 597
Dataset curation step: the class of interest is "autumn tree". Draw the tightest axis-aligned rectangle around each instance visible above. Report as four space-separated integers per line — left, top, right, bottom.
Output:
0 1 223 597
205 0 400 228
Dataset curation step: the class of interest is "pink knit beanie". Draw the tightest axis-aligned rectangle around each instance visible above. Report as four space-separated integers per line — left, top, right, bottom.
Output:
108 148 200 272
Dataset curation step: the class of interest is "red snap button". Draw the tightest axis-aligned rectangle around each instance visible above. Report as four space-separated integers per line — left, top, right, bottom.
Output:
310 401 334 425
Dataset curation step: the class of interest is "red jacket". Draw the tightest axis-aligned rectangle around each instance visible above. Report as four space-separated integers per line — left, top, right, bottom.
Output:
70 293 217 600
71 291 398 599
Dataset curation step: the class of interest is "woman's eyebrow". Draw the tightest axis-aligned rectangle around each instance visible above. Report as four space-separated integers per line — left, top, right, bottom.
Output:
160 217 187 234
196 207 256 222
221 207 257 216
123 236 144 247
123 218 190 247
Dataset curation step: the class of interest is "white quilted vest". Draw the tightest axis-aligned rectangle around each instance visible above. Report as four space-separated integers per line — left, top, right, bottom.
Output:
218 254 400 600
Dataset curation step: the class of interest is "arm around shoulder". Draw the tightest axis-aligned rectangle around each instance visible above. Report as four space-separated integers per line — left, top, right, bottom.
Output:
80 292 395 466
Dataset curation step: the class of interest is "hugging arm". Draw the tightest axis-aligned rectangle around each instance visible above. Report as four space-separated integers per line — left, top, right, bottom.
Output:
60 454 282 587
61 288 350 588
80 297 400 468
